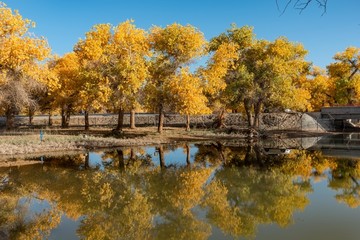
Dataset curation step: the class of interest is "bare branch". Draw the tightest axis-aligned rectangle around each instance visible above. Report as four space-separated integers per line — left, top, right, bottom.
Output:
294 0 312 14
276 0 294 15
276 0 328 15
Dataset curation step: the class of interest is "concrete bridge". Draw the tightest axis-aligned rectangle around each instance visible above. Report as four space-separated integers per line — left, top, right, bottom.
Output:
320 106 360 130
321 106 360 119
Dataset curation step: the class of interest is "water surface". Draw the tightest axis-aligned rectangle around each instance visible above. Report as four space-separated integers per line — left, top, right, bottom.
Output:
0 134 360 239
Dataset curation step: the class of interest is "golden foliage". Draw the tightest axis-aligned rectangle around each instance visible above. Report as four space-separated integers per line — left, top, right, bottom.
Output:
144 23 207 126
305 67 335 111
0 3 51 125
202 180 247 237
74 24 113 112
170 168 213 211
0 3 50 75
202 42 238 95
149 23 206 64
166 68 211 115
108 20 150 109
203 167 309 238
74 24 111 62
49 53 81 109
327 46 360 104
205 25 310 124
263 37 311 111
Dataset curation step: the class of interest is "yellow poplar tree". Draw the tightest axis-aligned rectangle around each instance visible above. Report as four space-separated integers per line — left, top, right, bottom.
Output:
166 67 211 131
305 67 335 111
107 20 150 131
200 41 239 127
327 46 360 105
208 25 310 128
31 62 59 126
0 2 50 129
146 23 206 133
49 53 80 128
74 24 112 130
242 37 310 127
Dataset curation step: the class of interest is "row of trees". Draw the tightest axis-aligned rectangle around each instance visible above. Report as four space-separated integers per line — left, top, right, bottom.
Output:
1 3 359 131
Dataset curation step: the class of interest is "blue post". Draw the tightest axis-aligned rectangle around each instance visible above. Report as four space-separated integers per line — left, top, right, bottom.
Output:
40 129 44 142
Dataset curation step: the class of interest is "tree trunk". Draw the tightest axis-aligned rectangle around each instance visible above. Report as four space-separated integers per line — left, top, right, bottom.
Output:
130 148 135 160
28 107 34 126
185 144 191 166
130 109 136 129
244 99 253 127
116 108 124 131
117 149 125 171
157 146 165 169
219 109 225 128
5 106 16 130
61 106 71 128
212 142 226 163
65 108 71 127
29 115 33 126
218 143 226 163
244 145 254 164
84 152 90 170
253 101 262 129
48 112 53 126
61 108 66 128
84 110 89 131
213 108 226 128
185 115 191 131
158 105 164 133
254 145 264 167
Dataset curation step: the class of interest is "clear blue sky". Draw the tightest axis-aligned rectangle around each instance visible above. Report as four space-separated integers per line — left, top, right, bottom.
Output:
3 0 359 68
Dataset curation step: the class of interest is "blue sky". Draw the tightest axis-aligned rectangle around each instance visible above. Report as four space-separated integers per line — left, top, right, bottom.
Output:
3 0 359 68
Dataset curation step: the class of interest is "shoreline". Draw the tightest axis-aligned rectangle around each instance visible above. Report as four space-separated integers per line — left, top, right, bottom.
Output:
0 127 335 161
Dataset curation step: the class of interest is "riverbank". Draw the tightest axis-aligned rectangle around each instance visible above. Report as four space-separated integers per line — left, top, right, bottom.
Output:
0 126 332 161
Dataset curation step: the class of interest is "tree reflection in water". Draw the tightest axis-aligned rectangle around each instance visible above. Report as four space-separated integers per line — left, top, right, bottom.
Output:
0 142 359 239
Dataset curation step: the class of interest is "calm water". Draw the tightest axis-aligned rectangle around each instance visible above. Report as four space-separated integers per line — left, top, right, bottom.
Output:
1 134 360 240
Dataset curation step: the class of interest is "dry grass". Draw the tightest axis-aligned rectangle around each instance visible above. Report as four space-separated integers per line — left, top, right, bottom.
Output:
0 127 232 157
1 126 326 158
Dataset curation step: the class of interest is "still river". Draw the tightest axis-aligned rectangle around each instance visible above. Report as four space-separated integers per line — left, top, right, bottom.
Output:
0 133 360 240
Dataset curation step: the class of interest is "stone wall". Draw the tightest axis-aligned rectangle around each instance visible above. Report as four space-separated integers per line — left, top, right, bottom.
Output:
0 113 246 128
0 112 325 132
259 112 326 132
